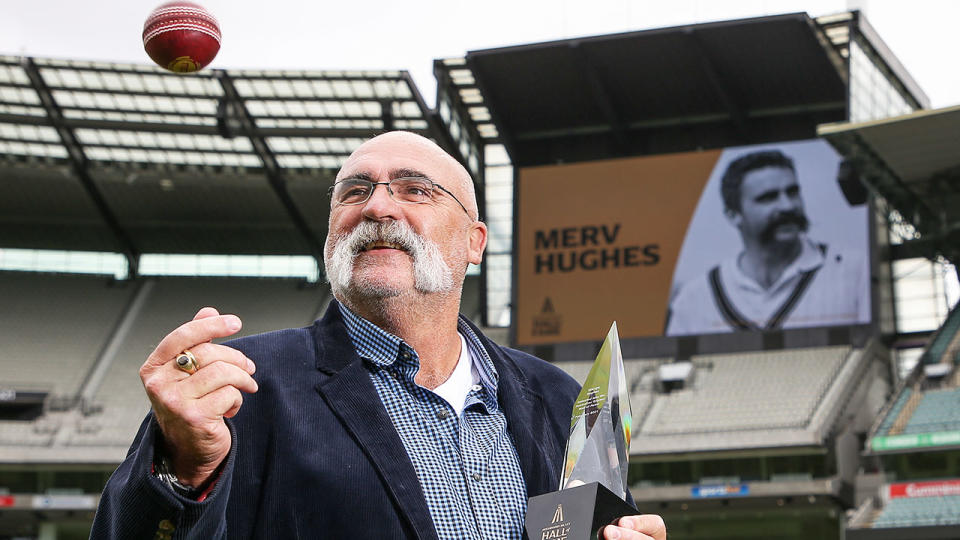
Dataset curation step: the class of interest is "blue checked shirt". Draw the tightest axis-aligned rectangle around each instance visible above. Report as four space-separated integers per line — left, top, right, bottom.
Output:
339 304 528 540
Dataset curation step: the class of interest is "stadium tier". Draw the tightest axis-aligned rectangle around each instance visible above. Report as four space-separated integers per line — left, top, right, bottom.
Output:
69 276 331 448
642 347 849 435
901 388 960 436
0 274 331 462
867 305 960 447
626 346 878 455
847 305 960 539
0 272 490 461
921 305 960 365
847 480 960 539
0 273 135 398
556 345 881 456
874 388 913 437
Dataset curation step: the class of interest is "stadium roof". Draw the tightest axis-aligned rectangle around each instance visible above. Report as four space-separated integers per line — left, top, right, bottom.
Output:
0 55 462 275
818 105 960 263
464 12 850 167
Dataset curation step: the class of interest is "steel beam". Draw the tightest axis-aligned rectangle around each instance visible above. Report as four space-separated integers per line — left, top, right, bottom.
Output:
20 57 140 277
215 70 326 273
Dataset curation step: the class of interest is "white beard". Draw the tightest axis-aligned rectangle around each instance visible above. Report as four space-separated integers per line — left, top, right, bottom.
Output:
324 221 455 298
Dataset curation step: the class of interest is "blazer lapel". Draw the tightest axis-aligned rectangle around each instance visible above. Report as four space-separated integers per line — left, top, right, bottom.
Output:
471 325 561 499
311 303 438 540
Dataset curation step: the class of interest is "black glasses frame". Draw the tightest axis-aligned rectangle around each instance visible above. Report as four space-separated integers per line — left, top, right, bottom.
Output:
330 177 473 218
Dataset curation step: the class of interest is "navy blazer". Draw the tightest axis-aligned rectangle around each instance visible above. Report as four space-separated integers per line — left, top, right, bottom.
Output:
91 302 581 539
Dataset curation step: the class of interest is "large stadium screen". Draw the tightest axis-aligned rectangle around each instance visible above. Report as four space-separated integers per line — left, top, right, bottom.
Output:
514 139 870 345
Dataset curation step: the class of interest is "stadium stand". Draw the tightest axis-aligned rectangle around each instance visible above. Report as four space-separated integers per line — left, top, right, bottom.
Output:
0 272 135 398
640 347 849 434
901 388 960 435
874 388 913 437
848 303 960 538
868 305 960 442
0 273 137 448
919 303 960 366
555 358 664 432
872 494 960 527
618 343 889 463
2 8 951 539
848 479 960 538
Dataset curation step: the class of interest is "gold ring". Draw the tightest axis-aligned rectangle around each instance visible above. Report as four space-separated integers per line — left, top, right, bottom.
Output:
175 350 199 374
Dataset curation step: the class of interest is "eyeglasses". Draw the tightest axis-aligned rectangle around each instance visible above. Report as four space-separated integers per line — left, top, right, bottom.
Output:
330 177 473 218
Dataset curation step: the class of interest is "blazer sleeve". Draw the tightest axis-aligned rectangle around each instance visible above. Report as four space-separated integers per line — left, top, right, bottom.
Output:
89 415 238 540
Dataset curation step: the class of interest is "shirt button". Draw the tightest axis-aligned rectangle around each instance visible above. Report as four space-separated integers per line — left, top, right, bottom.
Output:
436 409 450 420
472 472 482 481
158 519 175 531
471 384 482 392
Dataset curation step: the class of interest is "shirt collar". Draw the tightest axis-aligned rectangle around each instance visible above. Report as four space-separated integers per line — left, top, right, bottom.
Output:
337 303 500 398
727 236 826 293
338 302 407 368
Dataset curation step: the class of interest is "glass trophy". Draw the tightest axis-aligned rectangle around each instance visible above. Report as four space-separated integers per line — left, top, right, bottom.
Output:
525 322 636 540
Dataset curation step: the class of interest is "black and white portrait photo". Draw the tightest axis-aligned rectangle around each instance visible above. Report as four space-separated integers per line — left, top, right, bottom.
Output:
665 139 871 336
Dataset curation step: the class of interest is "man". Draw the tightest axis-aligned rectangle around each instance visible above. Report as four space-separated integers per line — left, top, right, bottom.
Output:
666 149 868 336
91 132 665 540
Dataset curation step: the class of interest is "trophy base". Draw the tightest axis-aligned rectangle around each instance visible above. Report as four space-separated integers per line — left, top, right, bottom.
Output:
525 482 637 540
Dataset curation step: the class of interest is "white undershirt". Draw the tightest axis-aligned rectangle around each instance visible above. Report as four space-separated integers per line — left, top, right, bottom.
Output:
432 332 482 416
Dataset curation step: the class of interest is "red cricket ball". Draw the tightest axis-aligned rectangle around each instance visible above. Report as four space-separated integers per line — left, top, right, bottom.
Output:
142 2 221 73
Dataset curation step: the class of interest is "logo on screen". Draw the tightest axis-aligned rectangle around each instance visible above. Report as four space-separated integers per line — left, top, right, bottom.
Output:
532 297 562 336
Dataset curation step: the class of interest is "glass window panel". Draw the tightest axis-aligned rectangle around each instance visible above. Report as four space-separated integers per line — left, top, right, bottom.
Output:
893 258 953 333
895 347 924 379
468 107 490 122
291 80 312 97
394 101 416 118
55 69 81 88
181 77 206 95
0 248 126 278
78 71 102 89
140 253 319 281
284 101 306 117
372 80 393 98
266 101 286 116
350 80 374 98
311 80 332 98
255 80 276 96
331 81 352 97
343 102 362 117
271 80 294 97
99 73 123 90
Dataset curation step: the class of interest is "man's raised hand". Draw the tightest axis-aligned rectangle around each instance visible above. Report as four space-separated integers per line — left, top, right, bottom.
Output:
139 307 257 488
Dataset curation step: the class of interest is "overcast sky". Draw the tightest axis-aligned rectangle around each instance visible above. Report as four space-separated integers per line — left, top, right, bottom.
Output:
1 0 958 108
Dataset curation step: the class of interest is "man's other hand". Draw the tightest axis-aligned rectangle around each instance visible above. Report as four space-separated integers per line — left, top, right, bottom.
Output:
602 514 667 540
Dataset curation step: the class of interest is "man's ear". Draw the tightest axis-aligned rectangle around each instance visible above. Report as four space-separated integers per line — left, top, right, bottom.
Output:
724 208 742 228
467 221 487 265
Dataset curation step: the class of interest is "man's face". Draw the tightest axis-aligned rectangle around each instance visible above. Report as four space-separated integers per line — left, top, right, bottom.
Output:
323 133 486 299
732 166 809 247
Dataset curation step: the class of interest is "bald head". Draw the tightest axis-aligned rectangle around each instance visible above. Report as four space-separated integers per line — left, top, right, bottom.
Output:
335 131 479 221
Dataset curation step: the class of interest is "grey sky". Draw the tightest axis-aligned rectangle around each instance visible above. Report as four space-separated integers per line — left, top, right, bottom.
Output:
1 0 958 108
